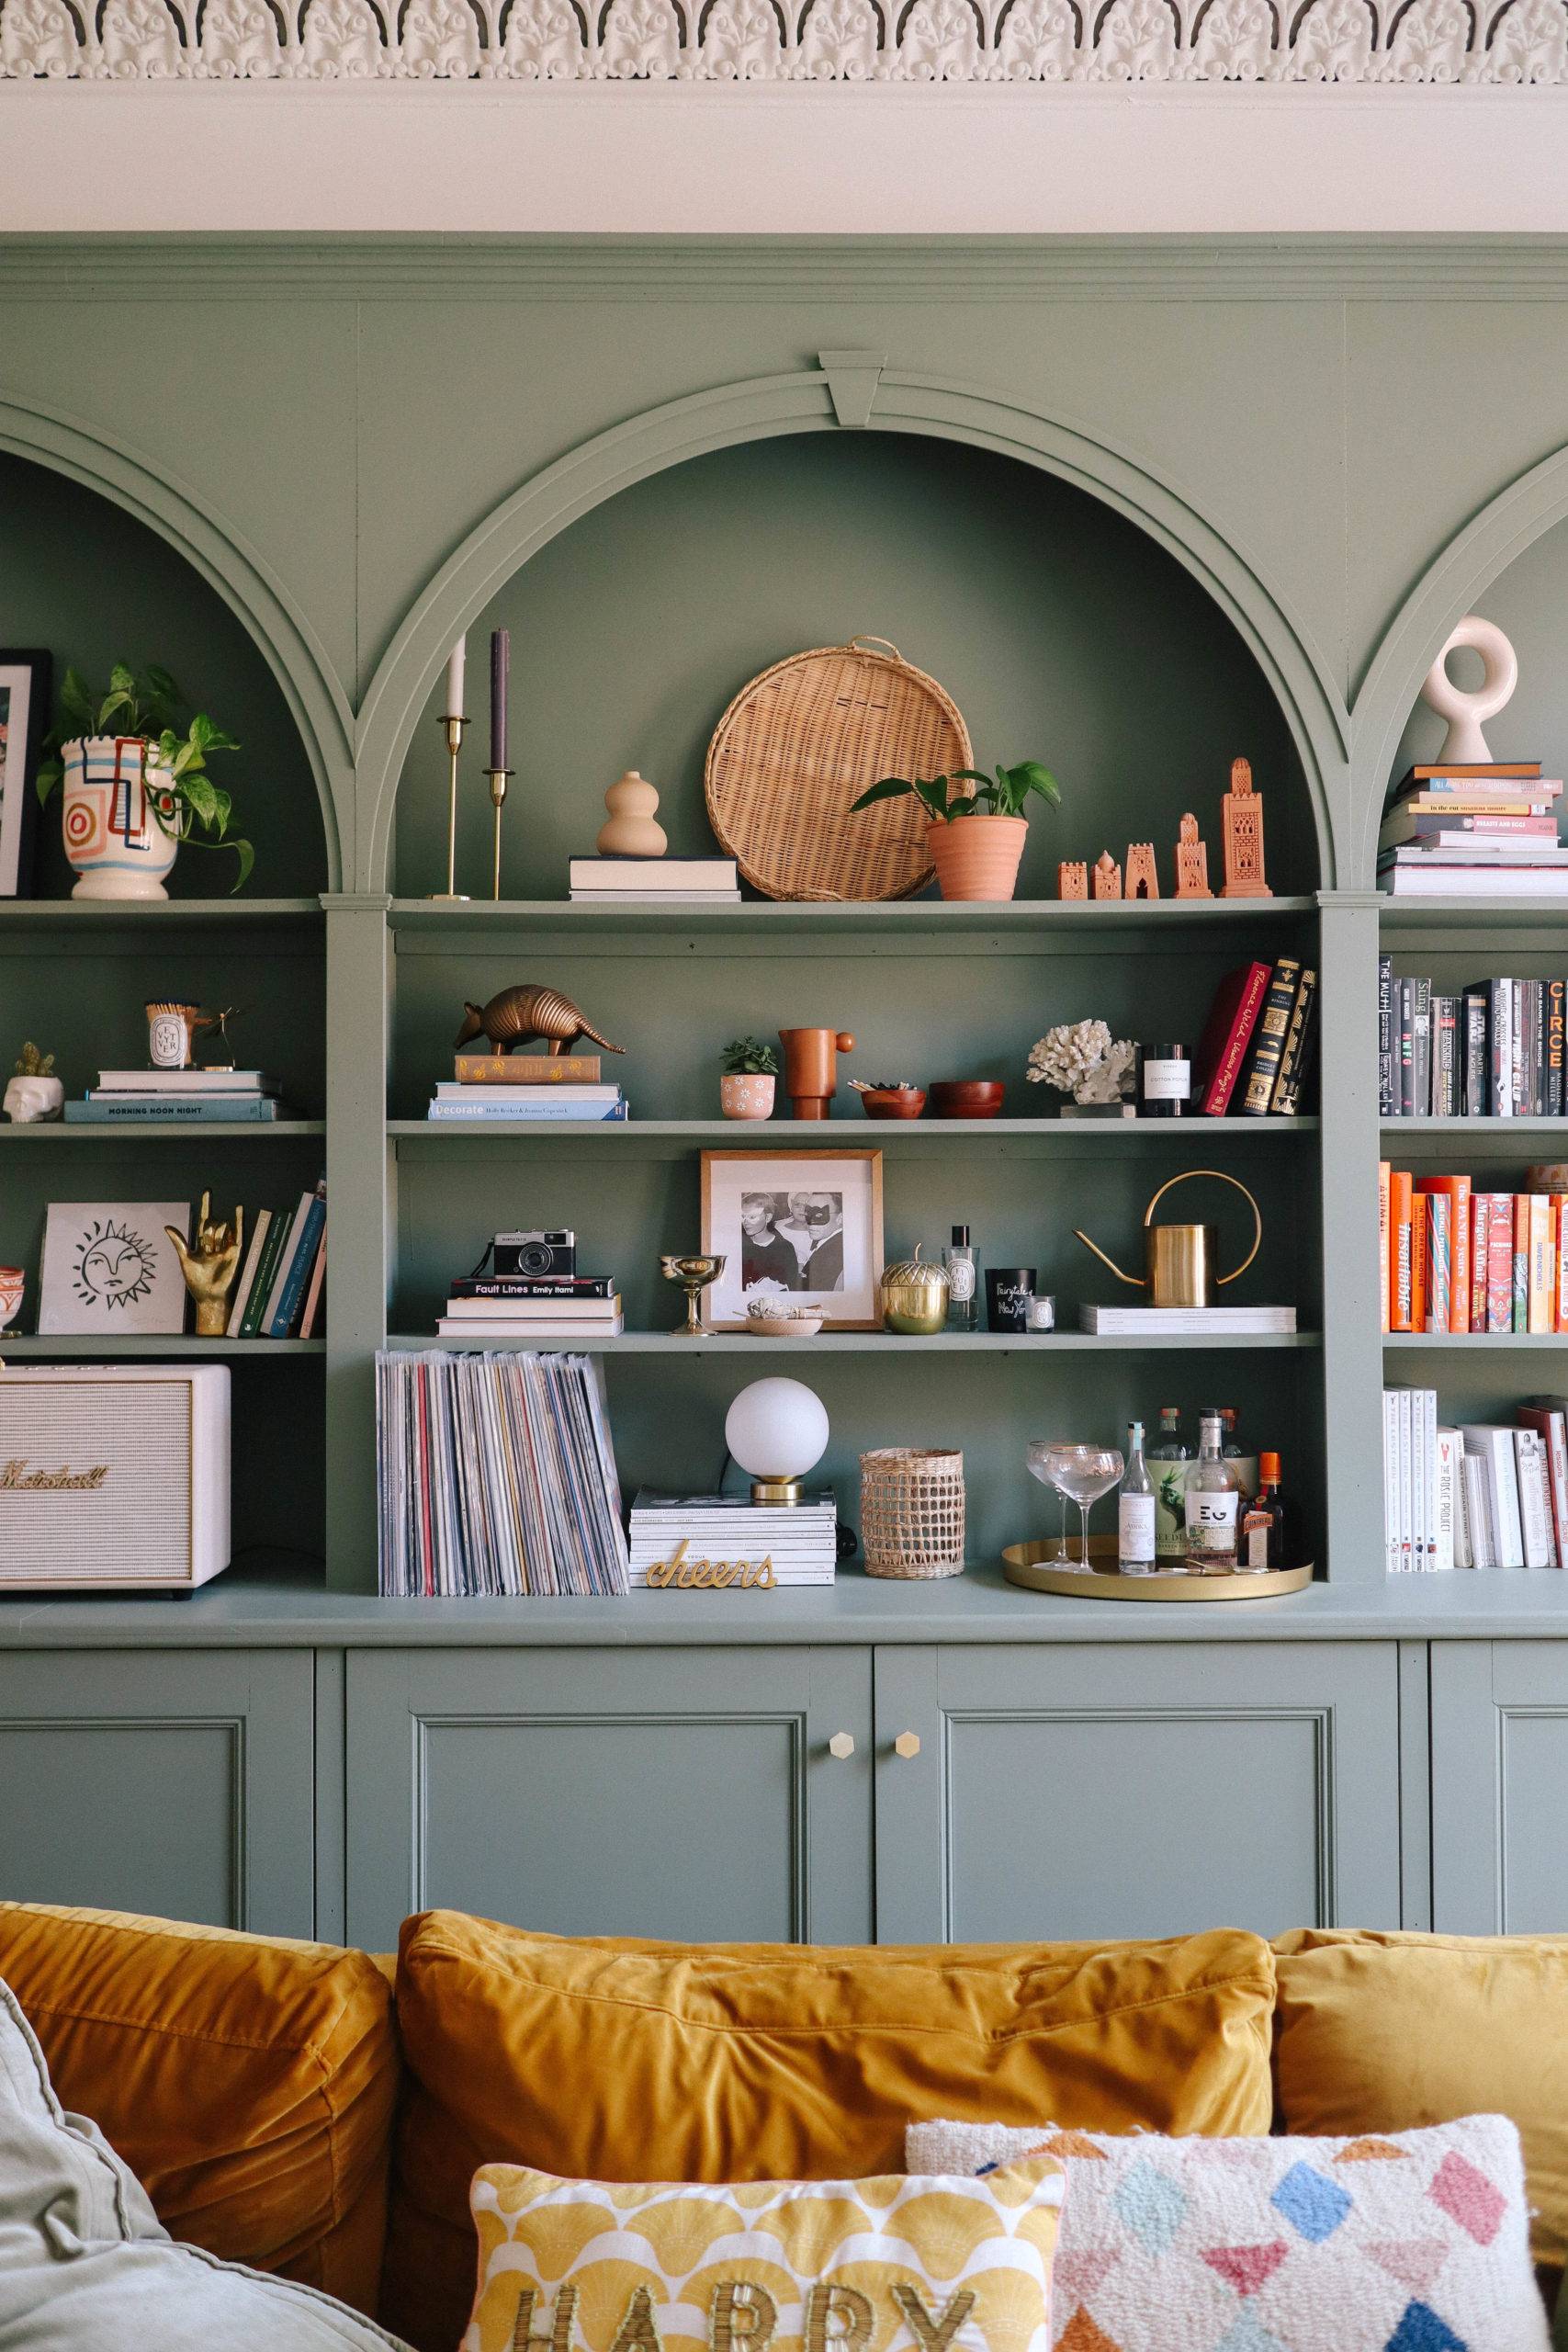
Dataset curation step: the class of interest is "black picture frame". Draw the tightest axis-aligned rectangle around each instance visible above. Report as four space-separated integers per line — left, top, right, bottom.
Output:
0 649 52 899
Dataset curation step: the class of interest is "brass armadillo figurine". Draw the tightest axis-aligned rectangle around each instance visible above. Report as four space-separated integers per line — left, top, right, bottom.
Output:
456 986 625 1058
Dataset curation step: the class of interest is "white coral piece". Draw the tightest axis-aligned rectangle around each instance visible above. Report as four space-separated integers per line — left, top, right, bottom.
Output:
1027 1018 1136 1102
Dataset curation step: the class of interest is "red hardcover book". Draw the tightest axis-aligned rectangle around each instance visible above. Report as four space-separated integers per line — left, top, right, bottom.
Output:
1415 1175 1472 1334
1196 963 1270 1116
1389 1168 1414 1331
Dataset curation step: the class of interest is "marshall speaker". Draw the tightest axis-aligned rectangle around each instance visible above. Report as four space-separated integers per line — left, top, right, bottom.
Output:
0 1364 231 1590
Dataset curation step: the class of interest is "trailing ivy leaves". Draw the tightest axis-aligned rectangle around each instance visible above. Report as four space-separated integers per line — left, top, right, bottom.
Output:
35 663 253 892
851 758 1062 824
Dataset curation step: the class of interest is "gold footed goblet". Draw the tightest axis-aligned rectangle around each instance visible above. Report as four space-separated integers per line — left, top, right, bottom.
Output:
660 1253 726 1336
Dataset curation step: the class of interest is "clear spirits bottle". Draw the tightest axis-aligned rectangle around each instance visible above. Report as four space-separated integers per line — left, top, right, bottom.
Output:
1117 1419 1157 1574
943 1225 978 1334
1148 1406 1190 1561
1185 1409 1245 1572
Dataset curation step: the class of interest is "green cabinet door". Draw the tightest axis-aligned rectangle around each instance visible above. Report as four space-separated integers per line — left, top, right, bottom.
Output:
1431 1641 1568 1935
0 1649 316 1938
872 1642 1403 1944
344 1645 873 1953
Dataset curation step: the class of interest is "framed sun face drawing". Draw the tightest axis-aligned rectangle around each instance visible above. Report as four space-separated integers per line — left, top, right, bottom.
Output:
38 1202 191 1336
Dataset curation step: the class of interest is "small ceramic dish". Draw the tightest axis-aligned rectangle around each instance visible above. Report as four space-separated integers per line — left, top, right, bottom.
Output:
929 1079 1005 1120
858 1086 927 1121
745 1306 825 1338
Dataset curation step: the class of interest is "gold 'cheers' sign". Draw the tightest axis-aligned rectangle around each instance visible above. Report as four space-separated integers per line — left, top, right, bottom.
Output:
0 1458 109 1492
645 1540 776 1589
513 2282 976 2352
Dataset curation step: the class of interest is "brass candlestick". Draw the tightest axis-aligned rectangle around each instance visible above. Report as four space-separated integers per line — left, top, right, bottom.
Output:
429 712 469 904
486 765 513 901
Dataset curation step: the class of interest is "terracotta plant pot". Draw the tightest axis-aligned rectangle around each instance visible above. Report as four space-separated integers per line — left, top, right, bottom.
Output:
927 814 1028 902
721 1072 775 1121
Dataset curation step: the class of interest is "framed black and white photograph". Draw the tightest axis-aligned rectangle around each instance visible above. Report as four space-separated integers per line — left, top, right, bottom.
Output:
0 650 51 899
38 1201 191 1336
701 1149 884 1329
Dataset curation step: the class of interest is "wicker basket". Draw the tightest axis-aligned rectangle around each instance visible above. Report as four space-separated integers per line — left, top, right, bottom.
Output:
859 1447 965 1580
705 638 973 902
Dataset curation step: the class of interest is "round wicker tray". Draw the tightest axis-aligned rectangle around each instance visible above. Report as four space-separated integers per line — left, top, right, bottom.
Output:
1002 1535 1313 1602
705 638 972 902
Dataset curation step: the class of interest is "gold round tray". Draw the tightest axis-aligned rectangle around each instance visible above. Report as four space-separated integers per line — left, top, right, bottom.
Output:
1002 1534 1313 1602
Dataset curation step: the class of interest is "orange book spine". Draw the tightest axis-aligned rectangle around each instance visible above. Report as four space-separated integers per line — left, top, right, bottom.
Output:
1410 1194 1428 1335
1416 1174 1472 1334
1390 1169 1414 1331
1378 1162 1391 1334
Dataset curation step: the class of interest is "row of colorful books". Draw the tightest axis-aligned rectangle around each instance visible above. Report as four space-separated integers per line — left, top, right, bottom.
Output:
1383 1389 1567 1569
1379 1169 1568 1334
62 1067 286 1124
426 1052 627 1124
1378 763 1566 899
376 1348 628 1597
1190 956 1318 1116
1380 964 1568 1118
226 1179 327 1339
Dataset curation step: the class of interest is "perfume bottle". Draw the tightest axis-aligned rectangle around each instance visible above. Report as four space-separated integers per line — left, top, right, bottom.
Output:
1140 1042 1190 1119
1185 1409 1245 1572
943 1225 978 1334
1118 1419 1157 1574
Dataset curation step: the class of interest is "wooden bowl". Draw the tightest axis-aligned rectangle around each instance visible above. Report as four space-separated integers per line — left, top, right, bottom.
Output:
929 1080 1005 1120
860 1086 927 1120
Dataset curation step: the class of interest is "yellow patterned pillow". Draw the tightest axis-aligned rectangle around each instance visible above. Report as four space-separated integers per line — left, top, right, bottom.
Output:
462 2157 1066 2352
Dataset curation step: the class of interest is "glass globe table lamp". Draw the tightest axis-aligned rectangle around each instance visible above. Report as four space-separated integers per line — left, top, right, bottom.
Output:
724 1376 829 1506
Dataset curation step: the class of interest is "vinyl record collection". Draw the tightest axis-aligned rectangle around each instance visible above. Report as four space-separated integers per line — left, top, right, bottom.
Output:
376 1348 629 1597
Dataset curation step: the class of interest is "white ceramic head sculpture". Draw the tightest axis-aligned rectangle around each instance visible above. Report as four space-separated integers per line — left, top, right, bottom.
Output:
1419 615 1517 769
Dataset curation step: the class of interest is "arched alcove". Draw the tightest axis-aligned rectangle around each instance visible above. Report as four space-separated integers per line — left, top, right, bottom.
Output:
389 431 1317 899
0 449 330 899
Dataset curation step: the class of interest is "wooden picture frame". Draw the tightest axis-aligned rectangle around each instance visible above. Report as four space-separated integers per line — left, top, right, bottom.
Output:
701 1148 885 1329
0 650 51 899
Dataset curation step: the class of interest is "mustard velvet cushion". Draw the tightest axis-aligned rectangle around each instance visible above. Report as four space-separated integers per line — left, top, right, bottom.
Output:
0 1903 399 2320
387 1914 1276 2352
461 2158 1066 2352
1274 1928 1568 2300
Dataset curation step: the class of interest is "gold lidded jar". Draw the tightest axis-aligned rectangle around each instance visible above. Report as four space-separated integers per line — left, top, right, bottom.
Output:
879 1241 951 1336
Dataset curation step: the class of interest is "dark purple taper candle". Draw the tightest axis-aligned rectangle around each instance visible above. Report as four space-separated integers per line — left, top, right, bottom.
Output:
490 628 510 773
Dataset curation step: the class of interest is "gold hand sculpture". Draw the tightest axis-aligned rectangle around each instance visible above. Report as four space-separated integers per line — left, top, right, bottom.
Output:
166 1193 244 1337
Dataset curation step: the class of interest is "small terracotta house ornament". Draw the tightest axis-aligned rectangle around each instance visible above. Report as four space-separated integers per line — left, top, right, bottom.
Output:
1057 860 1089 900
1091 853 1122 901
596 770 668 859
1125 842 1158 900
1174 814 1213 899
1221 757 1270 899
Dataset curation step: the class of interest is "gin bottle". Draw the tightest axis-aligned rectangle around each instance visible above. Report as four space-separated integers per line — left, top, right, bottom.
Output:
1148 1406 1190 1561
1185 1410 1245 1572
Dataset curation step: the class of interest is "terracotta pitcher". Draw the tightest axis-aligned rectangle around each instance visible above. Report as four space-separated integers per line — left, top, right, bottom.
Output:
779 1027 855 1120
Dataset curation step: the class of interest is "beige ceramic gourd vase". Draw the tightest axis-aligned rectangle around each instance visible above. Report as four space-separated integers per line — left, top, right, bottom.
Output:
596 771 668 858
927 815 1028 901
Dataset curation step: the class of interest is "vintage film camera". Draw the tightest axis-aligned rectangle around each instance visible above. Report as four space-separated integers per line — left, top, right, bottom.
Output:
491 1229 577 1280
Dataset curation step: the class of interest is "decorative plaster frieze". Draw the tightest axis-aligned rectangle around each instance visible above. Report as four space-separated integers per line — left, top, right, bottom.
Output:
4 0 1567 78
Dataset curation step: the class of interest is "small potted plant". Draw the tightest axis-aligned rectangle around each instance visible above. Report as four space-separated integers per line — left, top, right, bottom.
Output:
850 759 1061 902
720 1037 779 1120
36 664 250 900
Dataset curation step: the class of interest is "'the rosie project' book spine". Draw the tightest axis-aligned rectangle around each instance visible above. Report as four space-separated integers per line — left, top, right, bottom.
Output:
1238 957 1302 1116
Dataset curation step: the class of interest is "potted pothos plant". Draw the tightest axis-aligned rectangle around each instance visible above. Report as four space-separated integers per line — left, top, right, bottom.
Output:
36 664 250 900
851 759 1061 902
720 1035 779 1121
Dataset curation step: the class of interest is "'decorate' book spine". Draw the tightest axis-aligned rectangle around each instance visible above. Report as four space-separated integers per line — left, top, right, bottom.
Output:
1197 963 1270 1115
1551 979 1566 1118
1462 989 1488 1118
453 1055 604 1083
1238 957 1301 1116
1378 953 1394 1116
1390 1168 1414 1331
1270 967 1317 1114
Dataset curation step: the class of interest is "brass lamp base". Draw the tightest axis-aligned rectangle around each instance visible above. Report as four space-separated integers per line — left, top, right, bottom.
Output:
750 1476 805 1506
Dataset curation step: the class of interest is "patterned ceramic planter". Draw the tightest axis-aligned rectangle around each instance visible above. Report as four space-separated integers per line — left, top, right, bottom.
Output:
61 736 179 902
720 1072 775 1120
927 814 1028 902
0 1268 23 1329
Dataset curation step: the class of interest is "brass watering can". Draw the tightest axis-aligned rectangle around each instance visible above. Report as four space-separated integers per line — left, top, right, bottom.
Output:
1074 1170 1262 1309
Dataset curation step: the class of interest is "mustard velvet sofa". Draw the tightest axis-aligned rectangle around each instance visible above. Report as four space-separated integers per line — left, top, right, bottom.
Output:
0 1905 1563 2352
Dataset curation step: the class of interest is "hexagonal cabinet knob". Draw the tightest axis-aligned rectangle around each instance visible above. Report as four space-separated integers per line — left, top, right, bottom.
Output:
827 1732 855 1760
893 1730 921 1759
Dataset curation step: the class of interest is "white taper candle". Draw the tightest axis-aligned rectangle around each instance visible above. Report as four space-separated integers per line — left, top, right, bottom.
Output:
444 638 467 720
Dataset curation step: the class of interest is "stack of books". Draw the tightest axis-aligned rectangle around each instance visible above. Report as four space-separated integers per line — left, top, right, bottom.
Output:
1380 1167 1568 1336
1192 958 1318 1116
1383 1388 1567 1570
427 1052 626 1124
377 1348 628 1597
1380 961 1568 1117
63 1068 282 1124
627 1490 838 1588
1078 1305 1297 1336
437 1271 623 1341
569 857 740 907
226 1178 328 1340
1378 763 1565 898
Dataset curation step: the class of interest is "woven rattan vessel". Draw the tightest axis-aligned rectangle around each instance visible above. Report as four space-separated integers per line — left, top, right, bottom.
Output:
860 1447 965 1580
705 638 972 902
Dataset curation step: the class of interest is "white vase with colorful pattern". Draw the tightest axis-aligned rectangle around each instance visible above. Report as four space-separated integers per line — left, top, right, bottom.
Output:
60 736 179 901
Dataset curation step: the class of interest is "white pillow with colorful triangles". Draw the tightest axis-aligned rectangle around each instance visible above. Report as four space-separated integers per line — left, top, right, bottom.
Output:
907 2113 1548 2352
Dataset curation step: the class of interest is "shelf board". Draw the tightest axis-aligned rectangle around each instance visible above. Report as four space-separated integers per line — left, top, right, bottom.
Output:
0 897 322 930
1382 1331 1568 1350
0 1120 326 1142
1382 1119 1568 1136
390 1114 1317 1152
1379 898 1568 933
0 1336 323 1358
389 1330 1321 1353
390 895 1320 944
